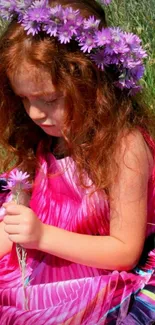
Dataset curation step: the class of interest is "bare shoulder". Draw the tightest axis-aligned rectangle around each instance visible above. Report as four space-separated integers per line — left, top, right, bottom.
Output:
109 129 153 267
115 129 154 178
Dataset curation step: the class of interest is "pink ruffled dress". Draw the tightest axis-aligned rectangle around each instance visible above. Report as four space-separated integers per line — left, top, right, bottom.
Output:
0 131 155 324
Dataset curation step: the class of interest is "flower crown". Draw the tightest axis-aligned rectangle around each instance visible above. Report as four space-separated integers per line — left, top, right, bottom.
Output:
0 0 147 93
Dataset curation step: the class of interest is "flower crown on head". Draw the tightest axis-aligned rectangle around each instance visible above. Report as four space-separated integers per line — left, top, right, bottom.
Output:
0 0 147 94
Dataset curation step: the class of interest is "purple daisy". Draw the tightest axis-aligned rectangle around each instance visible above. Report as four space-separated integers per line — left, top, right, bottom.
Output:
2 169 31 191
0 0 16 19
95 28 112 46
91 49 108 70
30 0 48 9
84 16 100 30
23 6 50 23
79 33 97 53
43 5 63 36
22 19 41 35
43 21 58 37
58 24 73 44
130 65 145 81
62 7 80 23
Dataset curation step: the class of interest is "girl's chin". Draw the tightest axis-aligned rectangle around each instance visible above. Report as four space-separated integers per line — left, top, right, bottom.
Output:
42 127 62 137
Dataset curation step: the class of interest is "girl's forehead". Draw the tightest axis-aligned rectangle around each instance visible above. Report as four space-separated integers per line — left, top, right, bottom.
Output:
9 62 56 96
11 62 50 83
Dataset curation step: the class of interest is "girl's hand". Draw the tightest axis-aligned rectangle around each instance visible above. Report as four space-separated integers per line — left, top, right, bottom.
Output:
3 202 43 250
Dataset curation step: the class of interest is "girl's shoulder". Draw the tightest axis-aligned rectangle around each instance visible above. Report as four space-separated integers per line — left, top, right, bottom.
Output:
116 128 154 179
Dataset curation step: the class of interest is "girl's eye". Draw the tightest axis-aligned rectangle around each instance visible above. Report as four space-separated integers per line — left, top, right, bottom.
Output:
45 98 57 106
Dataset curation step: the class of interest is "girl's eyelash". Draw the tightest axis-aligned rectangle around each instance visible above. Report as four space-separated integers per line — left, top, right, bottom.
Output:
45 99 57 105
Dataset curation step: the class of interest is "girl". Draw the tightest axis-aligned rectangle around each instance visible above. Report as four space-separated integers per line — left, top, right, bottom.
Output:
0 0 154 323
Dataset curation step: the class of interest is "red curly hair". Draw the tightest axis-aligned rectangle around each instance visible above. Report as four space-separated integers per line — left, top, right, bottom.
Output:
0 0 154 193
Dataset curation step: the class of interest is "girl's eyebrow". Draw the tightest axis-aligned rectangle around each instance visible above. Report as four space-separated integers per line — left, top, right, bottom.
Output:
17 91 59 98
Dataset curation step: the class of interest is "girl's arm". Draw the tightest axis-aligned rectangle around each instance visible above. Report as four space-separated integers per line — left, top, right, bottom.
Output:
37 130 152 270
3 130 153 270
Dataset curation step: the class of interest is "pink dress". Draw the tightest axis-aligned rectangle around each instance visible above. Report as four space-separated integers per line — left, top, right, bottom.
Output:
0 132 155 324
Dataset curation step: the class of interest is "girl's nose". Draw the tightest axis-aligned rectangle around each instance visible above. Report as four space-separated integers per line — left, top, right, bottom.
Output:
28 105 47 121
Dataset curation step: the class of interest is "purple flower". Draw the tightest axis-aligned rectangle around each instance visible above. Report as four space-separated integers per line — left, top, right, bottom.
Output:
0 0 16 19
43 21 58 37
112 41 129 55
83 16 100 30
30 0 48 9
91 49 113 70
0 0 15 8
100 0 112 5
9 169 30 181
79 34 96 53
58 24 73 44
22 19 41 35
15 0 32 20
95 28 112 46
123 32 141 49
43 5 63 37
108 54 121 65
130 65 145 80
23 7 50 23
62 7 80 23
135 46 147 59
110 27 123 43
16 0 32 11
3 169 31 191
21 5 51 35
77 16 100 51
122 55 142 69
91 50 106 70
49 4 63 18
77 19 98 53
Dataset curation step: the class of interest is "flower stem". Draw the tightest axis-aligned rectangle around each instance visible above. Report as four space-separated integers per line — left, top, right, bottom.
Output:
15 191 29 310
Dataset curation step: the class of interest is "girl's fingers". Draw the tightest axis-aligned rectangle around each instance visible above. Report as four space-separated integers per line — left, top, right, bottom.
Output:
3 201 17 207
3 215 21 225
8 234 22 243
3 203 23 215
4 224 20 234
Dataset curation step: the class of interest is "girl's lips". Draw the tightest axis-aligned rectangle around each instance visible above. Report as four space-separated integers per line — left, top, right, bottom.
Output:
40 124 55 128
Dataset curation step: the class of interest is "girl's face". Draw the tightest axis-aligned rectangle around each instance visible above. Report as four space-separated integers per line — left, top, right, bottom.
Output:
9 62 65 137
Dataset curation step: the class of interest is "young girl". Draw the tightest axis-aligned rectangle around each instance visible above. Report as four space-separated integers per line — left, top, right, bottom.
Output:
0 0 154 323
